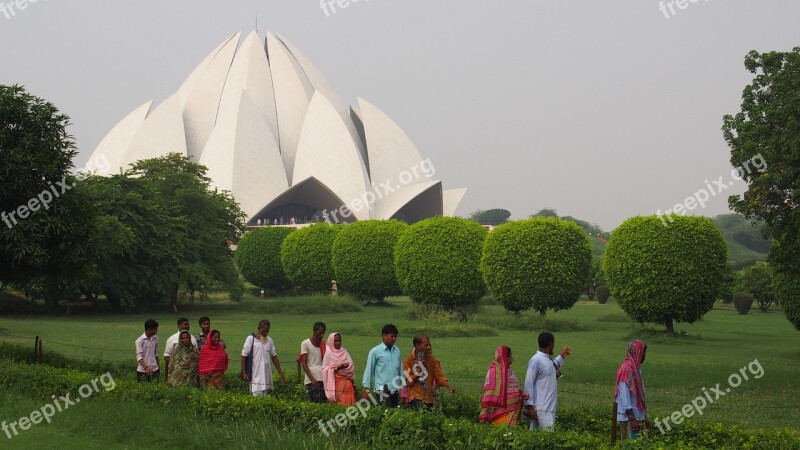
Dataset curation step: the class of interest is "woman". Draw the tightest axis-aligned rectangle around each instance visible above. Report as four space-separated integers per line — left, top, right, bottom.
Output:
199 330 228 389
321 332 356 405
167 330 199 387
479 346 527 426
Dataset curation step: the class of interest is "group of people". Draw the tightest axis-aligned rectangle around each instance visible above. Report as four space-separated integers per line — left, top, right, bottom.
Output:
478 331 650 441
137 320 648 440
134 317 228 389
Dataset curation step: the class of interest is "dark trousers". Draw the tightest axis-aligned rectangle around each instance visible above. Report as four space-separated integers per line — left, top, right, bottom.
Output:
408 399 433 409
379 386 400 408
136 370 159 382
306 382 328 403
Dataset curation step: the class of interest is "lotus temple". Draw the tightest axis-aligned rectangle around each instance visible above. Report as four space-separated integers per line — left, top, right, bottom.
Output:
88 31 467 225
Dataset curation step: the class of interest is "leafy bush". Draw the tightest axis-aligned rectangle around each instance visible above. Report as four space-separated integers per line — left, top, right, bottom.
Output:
603 215 728 333
337 321 496 338
596 285 610 304
394 217 487 311
261 296 362 315
736 262 775 312
482 218 592 314
280 223 341 294
596 311 631 323
474 313 586 332
235 227 294 292
732 291 754 314
331 220 407 301
773 271 800 330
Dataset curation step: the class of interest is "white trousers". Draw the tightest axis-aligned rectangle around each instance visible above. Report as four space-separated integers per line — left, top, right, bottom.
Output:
529 411 556 431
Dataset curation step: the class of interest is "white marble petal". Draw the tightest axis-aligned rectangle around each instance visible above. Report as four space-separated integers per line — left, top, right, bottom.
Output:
373 180 441 220
89 100 152 175
123 94 187 163
442 188 468 217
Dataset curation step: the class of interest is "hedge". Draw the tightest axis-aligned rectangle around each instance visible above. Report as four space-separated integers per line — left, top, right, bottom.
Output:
235 227 294 292
280 223 341 293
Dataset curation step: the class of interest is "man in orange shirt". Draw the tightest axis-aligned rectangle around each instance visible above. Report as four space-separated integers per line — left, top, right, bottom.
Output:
403 334 455 408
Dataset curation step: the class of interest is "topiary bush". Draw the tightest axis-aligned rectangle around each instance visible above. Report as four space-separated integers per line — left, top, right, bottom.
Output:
773 271 800 330
733 291 754 314
235 227 294 293
394 216 487 312
331 220 407 301
603 215 727 333
280 223 341 294
596 285 610 304
481 218 592 314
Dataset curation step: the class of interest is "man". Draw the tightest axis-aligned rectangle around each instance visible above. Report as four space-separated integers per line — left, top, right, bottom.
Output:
135 319 160 382
241 319 286 396
163 317 198 383
403 334 455 408
362 324 405 407
615 340 650 440
196 316 225 350
523 331 571 431
300 322 327 403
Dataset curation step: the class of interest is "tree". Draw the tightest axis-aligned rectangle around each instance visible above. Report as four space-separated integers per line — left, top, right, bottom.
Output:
773 271 800 330
331 220 407 302
481 218 591 314
281 223 340 293
235 227 294 293
603 215 728 333
394 216 487 312
468 208 511 226
723 48 800 327
530 208 559 218
736 262 775 312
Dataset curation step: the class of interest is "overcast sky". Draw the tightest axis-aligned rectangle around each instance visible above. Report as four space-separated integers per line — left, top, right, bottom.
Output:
2 0 798 230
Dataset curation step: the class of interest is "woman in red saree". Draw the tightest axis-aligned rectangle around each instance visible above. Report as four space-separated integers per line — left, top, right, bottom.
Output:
199 330 228 389
321 332 356 406
479 346 528 426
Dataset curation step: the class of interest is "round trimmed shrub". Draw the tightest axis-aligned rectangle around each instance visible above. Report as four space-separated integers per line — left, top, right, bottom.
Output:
235 227 294 292
603 215 727 333
596 285 610 304
481 218 592 314
331 220 407 301
394 216 487 310
280 223 341 294
733 291 754 315
773 271 800 330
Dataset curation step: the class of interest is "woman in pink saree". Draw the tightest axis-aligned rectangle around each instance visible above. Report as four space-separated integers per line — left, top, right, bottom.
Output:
321 332 356 406
479 346 528 426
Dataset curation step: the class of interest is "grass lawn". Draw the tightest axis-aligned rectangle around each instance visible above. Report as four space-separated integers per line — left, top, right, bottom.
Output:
1 293 798 442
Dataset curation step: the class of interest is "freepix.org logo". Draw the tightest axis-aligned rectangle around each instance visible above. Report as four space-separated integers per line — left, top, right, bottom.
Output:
0 0 47 21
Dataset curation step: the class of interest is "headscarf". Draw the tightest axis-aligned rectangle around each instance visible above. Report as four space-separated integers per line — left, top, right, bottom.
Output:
199 330 228 374
168 330 199 387
615 340 647 412
479 346 511 422
321 332 355 402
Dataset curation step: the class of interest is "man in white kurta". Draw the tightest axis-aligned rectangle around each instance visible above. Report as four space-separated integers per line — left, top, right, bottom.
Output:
523 332 571 431
241 320 285 396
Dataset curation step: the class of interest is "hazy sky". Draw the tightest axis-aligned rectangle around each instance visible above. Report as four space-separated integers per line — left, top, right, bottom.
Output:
2 0 798 230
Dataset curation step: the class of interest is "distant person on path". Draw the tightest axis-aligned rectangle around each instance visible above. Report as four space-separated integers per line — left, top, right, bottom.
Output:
403 334 455 409
321 332 357 406
199 330 228 390
479 346 528 426
362 324 405 407
164 317 198 384
241 319 285 396
615 340 650 440
523 332 571 431
300 322 328 403
135 319 160 382
330 280 338 296
196 316 225 350
166 330 199 387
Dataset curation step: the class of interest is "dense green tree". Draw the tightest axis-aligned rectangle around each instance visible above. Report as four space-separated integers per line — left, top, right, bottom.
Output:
468 208 511 226
530 208 559 218
331 220 407 301
773 271 800 330
603 215 727 333
395 216 486 312
736 262 775 312
281 223 341 293
481 218 591 314
235 227 294 293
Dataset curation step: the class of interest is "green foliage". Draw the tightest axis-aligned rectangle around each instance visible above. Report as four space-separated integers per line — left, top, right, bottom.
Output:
736 262 775 312
261 296 362 315
474 313 586 332
481 218 592 314
603 215 728 333
733 291 754 315
235 227 294 292
394 216 487 311
331 220 407 301
773 271 800 330
712 214 770 268
596 285 610 304
280 223 341 293
467 208 511 226
337 321 496 338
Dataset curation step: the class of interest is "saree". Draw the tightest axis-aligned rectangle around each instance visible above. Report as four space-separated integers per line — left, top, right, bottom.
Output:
321 332 356 406
199 330 228 390
479 346 523 426
167 331 199 388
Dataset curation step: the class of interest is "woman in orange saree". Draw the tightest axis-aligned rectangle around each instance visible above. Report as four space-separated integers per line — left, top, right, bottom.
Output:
479 346 527 426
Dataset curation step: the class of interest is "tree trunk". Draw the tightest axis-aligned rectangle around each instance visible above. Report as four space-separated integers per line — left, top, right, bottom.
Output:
665 319 675 334
170 284 180 313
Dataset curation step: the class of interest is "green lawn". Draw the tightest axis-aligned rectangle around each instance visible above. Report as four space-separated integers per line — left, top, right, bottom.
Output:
1 294 798 440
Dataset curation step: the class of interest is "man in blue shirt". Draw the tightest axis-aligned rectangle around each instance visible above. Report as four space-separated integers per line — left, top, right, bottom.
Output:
362 324 405 407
